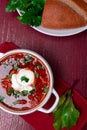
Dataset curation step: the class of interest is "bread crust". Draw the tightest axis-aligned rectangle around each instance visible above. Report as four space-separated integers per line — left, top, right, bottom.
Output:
59 0 87 21
41 0 86 29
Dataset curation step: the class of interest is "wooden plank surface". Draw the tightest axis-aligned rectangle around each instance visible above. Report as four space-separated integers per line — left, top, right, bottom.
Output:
0 0 87 130
0 109 34 130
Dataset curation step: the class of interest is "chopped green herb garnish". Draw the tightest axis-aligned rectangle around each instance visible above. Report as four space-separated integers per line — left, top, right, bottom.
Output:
29 91 34 95
22 59 26 64
34 71 39 78
6 74 12 78
0 95 5 102
37 65 44 69
44 86 49 93
14 65 19 70
7 89 20 98
13 101 17 105
7 88 14 95
21 76 29 82
21 90 34 95
13 91 20 98
7 89 32 98
21 90 29 95
32 84 36 89
25 55 32 62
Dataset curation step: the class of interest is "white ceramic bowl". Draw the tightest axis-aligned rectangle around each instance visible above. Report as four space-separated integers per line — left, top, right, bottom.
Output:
0 49 59 115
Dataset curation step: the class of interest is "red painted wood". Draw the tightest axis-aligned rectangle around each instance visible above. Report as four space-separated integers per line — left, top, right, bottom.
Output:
0 0 87 130
21 78 87 130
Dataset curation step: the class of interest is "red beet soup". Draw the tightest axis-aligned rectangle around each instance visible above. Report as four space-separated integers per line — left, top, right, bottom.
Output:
0 52 50 111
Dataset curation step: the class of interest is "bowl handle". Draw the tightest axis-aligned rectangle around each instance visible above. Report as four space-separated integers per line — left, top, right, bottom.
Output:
0 52 4 58
38 88 59 113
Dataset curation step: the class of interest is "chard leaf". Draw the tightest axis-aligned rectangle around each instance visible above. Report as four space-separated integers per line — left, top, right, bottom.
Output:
53 90 80 130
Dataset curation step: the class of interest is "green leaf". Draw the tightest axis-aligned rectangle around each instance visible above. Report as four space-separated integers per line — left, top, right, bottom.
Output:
21 76 29 82
6 0 45 26
32 84 36 89
25 55 32 62
21 90 34 95
13 101 17 105
14 65 19 70
43 86 49 93
6 74 12 78
6 0 30 12
13 91 20 98
34 71 39 78
7 88 14 95
36 65 44 69
21 90 29 95
17 8 42 26
53 90 80 130
0 95 5 102
53 93 66 112
7 88 20 98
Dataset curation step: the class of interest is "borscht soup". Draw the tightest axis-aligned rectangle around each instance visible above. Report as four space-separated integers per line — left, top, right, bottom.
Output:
0 51 50 113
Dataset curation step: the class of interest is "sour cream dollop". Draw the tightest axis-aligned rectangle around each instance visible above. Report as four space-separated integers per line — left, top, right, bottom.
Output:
11 69 35 92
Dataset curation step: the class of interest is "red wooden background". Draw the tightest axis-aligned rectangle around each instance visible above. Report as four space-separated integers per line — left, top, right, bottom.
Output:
0 0 87 130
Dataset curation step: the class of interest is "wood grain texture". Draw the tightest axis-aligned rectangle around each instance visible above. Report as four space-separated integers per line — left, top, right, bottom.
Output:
0 0 87 130
0 109 34 130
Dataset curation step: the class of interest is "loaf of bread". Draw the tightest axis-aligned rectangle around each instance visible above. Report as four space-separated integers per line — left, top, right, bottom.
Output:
59 0 87 21
41 0 87 29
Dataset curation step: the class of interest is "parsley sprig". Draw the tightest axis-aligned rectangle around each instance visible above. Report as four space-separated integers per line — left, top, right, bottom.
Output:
6 0 45 26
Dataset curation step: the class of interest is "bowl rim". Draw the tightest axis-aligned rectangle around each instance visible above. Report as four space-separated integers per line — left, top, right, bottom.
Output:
0 49 54 115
